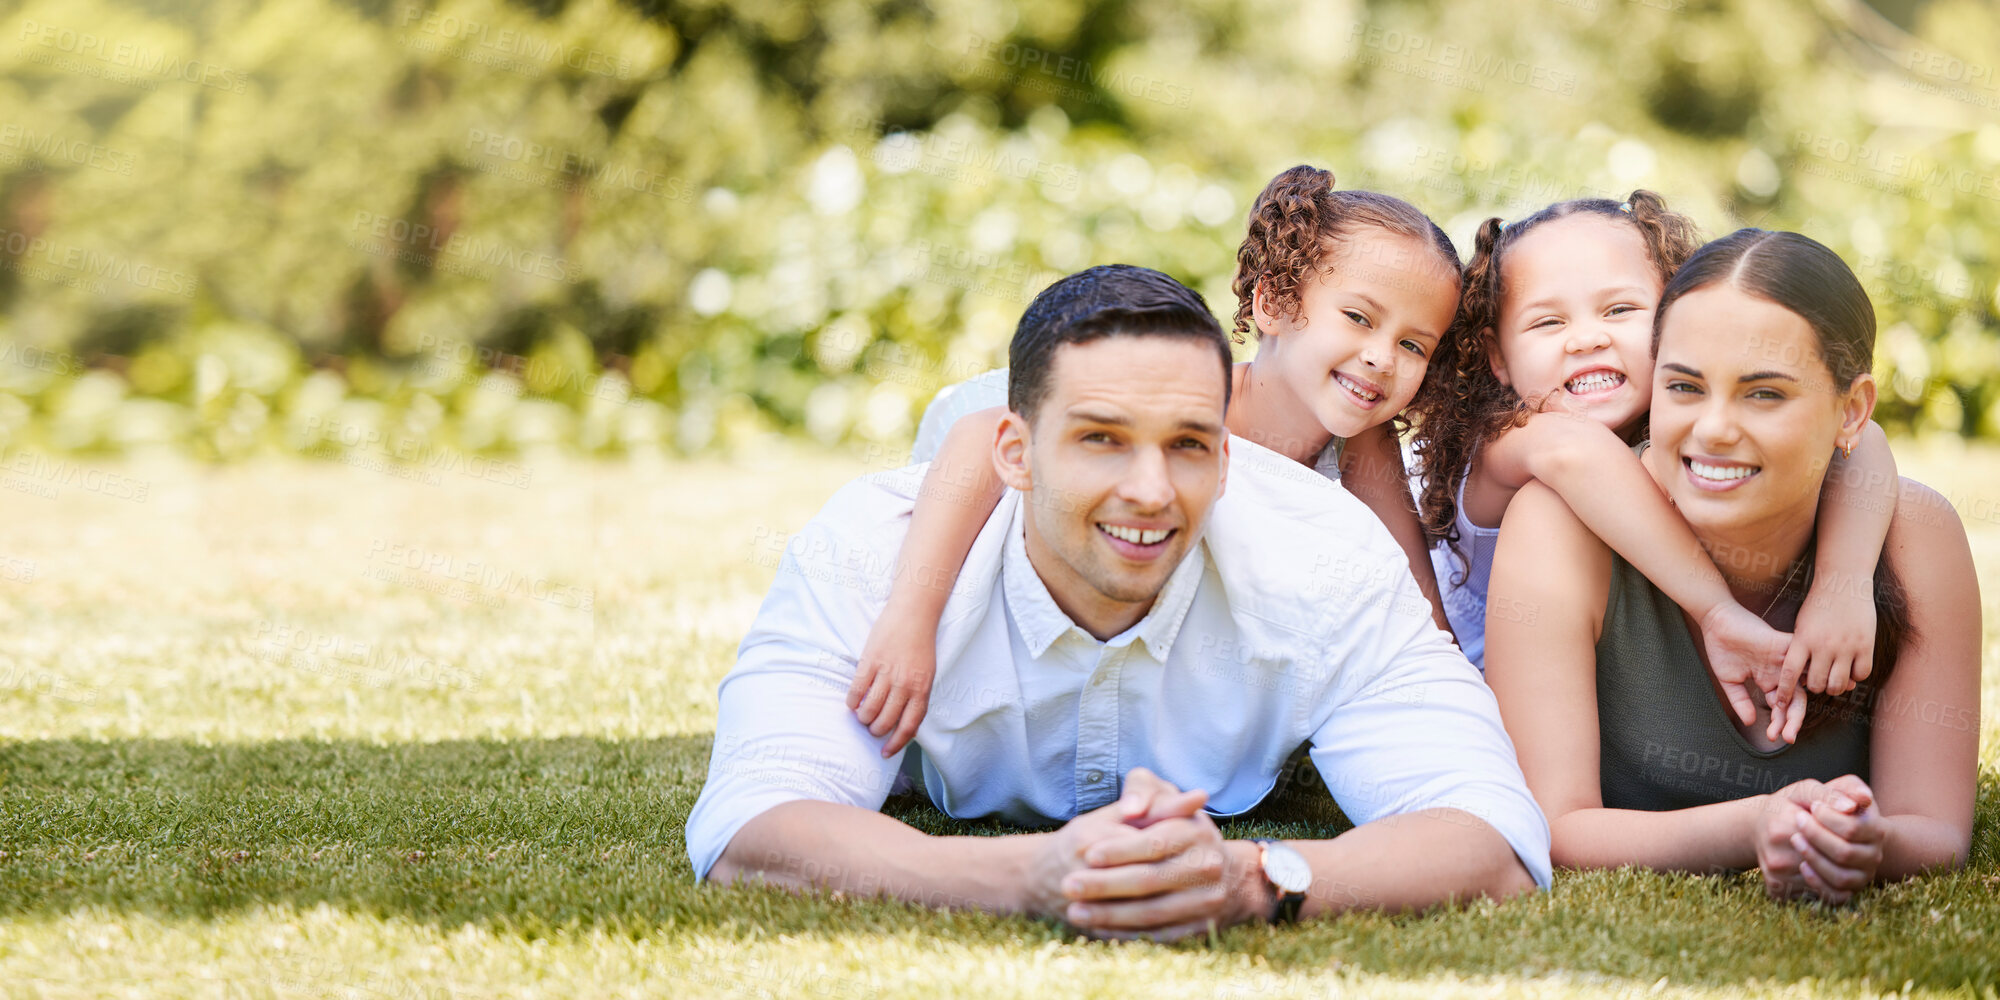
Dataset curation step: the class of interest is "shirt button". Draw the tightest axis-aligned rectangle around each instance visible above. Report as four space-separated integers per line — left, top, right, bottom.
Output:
1091 673 1106 686
1084 770 1103 784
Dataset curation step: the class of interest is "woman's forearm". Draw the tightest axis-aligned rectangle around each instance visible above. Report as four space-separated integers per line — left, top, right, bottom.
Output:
1549 801 1963 885
1548 797 1765 874
1877 813 1971 880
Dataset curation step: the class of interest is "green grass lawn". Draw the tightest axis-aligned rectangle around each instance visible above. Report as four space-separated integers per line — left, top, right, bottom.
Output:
2 439 1998 998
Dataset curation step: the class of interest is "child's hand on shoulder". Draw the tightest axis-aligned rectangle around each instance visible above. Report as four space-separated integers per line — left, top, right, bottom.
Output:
1697 601 1794 737
846 611 939 758
1785 578 1876 698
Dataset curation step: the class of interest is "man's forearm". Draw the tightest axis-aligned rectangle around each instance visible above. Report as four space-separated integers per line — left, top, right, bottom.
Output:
708 800 1055 917
1282 808 1536 918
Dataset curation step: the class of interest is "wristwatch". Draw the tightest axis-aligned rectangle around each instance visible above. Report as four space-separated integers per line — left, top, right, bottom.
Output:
1250 838 1311 923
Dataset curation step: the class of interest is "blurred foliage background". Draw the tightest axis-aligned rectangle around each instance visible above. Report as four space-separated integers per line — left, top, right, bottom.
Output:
0 0 1996 463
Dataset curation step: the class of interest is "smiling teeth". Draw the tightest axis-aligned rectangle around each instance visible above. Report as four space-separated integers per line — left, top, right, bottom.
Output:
1566 371 1625 393
1689 461 1757 481
1100 524 1170 545
1335 373 1381 401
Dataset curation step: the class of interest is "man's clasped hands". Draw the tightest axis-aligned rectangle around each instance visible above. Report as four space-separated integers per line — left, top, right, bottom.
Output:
1027 767 1273 942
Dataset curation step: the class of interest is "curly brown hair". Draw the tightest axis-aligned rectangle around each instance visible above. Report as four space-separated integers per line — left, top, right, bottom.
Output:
1406 190 1702 566
1230 165 1461 357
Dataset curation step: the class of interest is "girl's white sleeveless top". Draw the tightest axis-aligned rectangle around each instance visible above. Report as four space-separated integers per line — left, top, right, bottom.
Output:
1426 465 1502 672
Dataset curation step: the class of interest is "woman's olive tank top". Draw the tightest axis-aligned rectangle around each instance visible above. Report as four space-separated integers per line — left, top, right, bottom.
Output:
1594 554 1874 810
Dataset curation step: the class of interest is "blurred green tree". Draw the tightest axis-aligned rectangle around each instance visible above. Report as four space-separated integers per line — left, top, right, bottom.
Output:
0 0 1992 461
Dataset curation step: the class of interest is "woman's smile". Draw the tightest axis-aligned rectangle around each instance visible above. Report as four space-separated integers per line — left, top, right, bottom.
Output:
1682 455 1762 492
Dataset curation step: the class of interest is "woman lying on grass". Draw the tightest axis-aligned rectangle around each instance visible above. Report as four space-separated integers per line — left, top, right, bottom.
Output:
1484 229 1979 903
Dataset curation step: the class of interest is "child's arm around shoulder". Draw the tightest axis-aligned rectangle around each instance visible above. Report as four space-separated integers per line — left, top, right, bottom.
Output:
1482 412 1796 738
848 406 1008 757
1339 422 1454 637
1791 420 1897 698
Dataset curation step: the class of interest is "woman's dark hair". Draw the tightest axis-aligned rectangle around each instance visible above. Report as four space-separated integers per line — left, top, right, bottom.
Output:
1409 190 1701 570
1653 228 1912 725
1652 228 1875 390
1008 263 1230 424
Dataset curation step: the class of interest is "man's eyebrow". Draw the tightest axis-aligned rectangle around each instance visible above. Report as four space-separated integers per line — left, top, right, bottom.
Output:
1067 409 1222 437
1066 408 1130 426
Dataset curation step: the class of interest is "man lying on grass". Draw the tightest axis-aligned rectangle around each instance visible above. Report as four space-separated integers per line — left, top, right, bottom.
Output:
685 265 1550 940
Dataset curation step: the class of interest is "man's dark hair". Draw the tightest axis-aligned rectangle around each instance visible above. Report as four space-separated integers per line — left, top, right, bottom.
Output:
1008 264 1232 423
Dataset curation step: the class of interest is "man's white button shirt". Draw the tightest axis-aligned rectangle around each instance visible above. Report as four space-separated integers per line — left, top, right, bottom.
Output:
685 431 1552 888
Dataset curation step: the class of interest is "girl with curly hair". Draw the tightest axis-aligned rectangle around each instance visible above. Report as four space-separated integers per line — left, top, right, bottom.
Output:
846 165 1465 754
1405 193 1899 741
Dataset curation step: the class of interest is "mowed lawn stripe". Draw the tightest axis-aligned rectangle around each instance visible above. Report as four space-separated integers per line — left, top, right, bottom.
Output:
0 736 1995 989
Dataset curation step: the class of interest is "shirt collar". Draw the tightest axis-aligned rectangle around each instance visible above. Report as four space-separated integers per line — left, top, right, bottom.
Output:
999 497 1208 661
1312 435 1343 482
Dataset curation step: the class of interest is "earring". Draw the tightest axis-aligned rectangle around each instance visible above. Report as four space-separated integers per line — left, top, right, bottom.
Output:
1839 441 1853 459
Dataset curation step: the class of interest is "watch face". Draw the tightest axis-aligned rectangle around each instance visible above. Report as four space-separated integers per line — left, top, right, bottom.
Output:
1262 840 1313 894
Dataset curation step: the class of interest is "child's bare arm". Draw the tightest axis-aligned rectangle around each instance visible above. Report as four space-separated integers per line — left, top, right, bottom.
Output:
1791 421 1896 697
1339 423 1454 638
1484 412 1795 737
849 406 1007 756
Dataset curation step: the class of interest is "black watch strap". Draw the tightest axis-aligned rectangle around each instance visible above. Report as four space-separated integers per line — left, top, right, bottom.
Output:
1272 888 1305 924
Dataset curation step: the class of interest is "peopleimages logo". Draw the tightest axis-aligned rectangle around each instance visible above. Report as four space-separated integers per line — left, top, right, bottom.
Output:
364 538 592 611
397 5 630 78
1346 24 1580 98
0 228 198 298
301 412 536 490
0 453 150 502
0 124 137 175
18 20 249 93
348 211 581 283
963 36 1194 109
0 342 84 377
1794 132 2000 202
463 128 694 202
